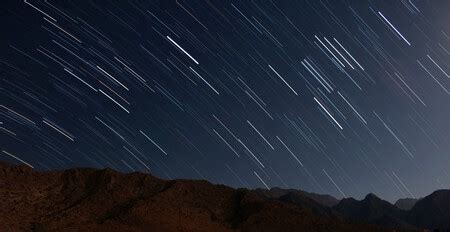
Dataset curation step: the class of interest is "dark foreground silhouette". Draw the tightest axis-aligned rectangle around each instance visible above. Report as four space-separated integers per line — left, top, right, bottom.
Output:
1 162 448 232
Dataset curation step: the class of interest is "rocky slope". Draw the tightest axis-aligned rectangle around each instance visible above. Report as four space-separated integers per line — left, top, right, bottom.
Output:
0 162 386 232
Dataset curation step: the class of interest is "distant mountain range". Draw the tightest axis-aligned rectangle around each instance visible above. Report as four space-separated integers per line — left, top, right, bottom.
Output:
1 161 449 231
395 198 419 211
253 187 340 207
255 187 450 230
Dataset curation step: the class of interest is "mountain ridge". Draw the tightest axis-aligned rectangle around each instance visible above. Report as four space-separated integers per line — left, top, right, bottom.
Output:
0 162 386 232
0 161 448 231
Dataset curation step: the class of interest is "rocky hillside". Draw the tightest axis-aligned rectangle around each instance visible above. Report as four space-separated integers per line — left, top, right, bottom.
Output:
0 162 386 232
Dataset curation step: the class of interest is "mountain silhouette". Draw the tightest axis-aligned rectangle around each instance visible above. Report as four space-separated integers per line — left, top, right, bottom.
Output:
407 190 450 229
0 162 386 232
333 193 415 230
253 187 340 207
395 198 419 210
1 161 449 231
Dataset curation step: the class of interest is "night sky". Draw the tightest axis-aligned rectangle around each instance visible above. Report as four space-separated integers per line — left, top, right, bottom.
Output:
1 0 450 202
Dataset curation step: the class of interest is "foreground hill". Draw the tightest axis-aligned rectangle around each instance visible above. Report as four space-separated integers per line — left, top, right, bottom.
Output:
408 190 450 229
0 162 387 232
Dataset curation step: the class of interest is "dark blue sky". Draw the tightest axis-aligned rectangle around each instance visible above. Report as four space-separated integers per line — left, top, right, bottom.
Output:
1 0 450 202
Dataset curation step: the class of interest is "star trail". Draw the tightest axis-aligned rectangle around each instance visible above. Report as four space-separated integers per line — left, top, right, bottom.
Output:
1 0 450 202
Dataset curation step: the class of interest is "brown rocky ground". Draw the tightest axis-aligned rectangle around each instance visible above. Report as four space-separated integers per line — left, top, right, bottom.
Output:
0 162 394 232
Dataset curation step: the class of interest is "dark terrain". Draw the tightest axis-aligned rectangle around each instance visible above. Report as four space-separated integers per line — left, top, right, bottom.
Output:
1 162 448 232
395 198 420 211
